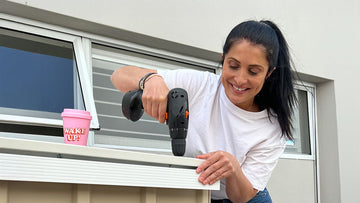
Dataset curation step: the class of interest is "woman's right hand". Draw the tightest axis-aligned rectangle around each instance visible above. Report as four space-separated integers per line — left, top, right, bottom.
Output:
111 66 170 123
142 75 169 123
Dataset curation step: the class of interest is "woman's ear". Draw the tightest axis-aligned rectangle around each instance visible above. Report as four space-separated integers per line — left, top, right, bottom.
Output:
266 67 276 79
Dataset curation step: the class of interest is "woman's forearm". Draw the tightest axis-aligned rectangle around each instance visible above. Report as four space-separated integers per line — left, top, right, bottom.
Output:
110 66 156 92
226 168 257 203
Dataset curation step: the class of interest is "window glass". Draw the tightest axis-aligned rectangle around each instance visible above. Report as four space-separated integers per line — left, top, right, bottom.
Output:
284 88 313 155
0 28 84 121
91 44 216 153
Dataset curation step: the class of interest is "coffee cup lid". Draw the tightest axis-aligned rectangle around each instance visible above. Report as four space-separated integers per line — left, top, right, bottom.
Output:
61 109 92 120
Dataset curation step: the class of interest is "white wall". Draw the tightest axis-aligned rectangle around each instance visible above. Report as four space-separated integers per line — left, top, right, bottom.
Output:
2 0 360 202
268 159 316 203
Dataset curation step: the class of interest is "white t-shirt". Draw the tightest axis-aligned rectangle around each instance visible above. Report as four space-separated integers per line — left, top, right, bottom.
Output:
158 69 286 199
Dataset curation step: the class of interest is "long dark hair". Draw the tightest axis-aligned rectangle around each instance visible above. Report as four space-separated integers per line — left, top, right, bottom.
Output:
222 20 296 140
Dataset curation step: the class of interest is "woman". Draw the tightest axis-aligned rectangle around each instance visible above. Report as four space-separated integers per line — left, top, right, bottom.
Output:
111 20 296 203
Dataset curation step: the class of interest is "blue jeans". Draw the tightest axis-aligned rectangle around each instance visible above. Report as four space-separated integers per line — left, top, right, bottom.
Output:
211 188 272 203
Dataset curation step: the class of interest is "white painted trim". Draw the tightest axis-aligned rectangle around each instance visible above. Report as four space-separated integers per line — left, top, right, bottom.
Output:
307 87 316 160
92 39 219 70
0 137 200 167
92 143 172 154
280 153 314 160
73 38 99 129
313 87 321 203
92 53 164 71
0 17 77 42
0 114 62 127
0 137 219 190
0 153 218 190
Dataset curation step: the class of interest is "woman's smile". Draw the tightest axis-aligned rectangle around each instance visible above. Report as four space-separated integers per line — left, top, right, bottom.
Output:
231 83 249 92
221 40 270 112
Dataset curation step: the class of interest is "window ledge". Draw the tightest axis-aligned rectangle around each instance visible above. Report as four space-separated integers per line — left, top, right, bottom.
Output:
0 137 219 190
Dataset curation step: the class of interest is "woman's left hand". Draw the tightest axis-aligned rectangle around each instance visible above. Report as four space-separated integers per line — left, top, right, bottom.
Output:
196 151 240 185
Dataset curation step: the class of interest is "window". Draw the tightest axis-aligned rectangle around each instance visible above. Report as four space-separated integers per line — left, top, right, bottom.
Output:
0 19 316 160
90 44 217 154
0 20 99 136
283 83 316 159
0 28 83 120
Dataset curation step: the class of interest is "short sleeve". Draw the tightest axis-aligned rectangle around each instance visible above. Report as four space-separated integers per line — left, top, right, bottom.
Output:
157 69 217 105
241 141 285 191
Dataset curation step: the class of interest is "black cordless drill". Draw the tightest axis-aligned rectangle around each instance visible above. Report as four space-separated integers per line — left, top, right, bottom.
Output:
122 88 189 156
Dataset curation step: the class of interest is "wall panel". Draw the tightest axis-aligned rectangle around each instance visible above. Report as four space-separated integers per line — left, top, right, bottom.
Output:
0 181 211 203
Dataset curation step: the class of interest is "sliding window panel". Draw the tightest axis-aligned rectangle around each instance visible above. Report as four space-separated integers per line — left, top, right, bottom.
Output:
0 20 99 131
92 55 171 154
91 44 215 154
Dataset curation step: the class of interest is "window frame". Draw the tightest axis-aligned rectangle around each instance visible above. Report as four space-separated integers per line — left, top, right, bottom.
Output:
90 42 219 153
0 19 99 129
0 16 317 161
281 81 317 160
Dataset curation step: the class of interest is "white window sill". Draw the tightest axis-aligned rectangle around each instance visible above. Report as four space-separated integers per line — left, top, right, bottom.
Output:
0 137 219 190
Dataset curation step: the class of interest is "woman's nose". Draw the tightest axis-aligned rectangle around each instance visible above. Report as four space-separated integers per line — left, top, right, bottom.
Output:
234 69 248 84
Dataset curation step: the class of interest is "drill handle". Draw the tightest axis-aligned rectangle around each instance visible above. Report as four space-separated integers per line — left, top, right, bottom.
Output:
122 88 189 156
167 88 189 156
166 88 189 137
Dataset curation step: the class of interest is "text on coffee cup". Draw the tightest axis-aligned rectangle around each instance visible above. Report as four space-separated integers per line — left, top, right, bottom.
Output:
64 128 86 142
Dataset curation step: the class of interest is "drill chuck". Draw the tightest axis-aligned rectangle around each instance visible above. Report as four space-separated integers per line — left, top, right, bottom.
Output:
171 139 186 156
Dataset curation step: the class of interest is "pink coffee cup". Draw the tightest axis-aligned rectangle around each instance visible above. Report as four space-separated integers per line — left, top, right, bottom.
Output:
61 109 92 146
